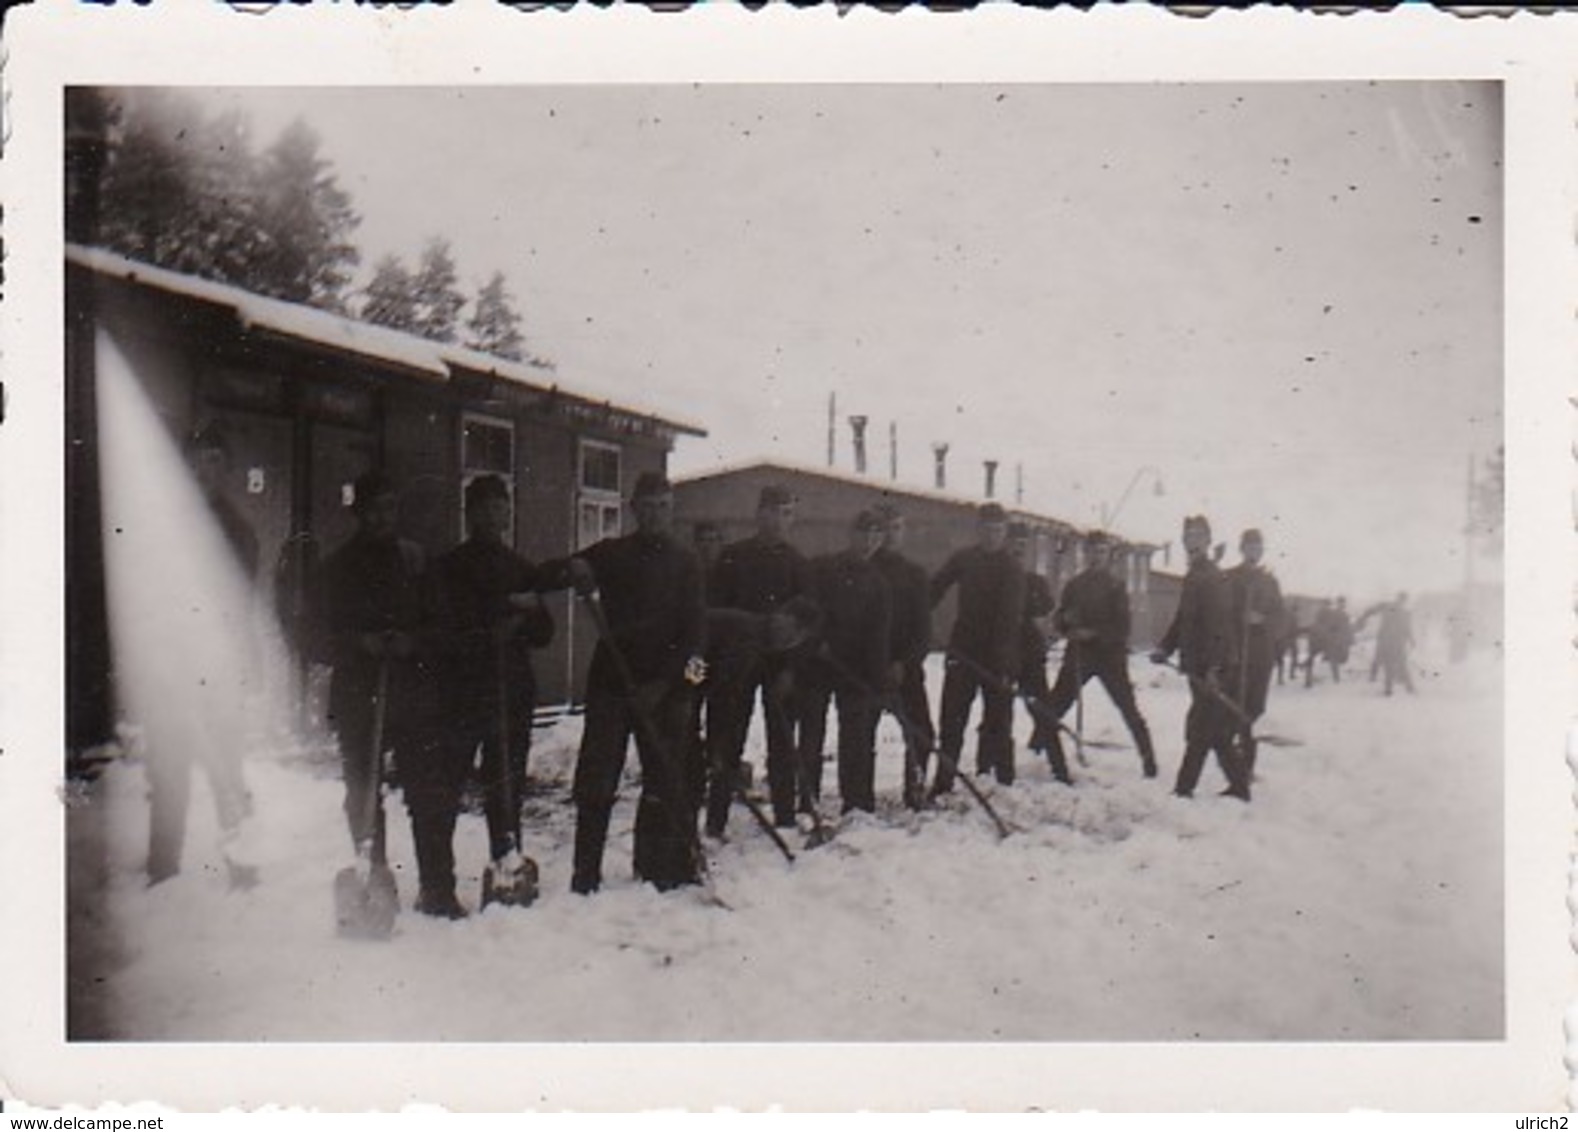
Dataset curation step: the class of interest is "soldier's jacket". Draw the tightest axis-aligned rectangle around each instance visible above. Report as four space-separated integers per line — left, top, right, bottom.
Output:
1054 566 1132 653
710 534 810 615
431 537 552 710
1225 562 1286 656
873 547 931 668
317 530 436 722
1158 555 1237 679
809 549 893 690
930 545 1025 677
701 608 774 696
540 531 704 692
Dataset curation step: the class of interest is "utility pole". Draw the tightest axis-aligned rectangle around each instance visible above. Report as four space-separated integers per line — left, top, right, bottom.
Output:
827 392 836 468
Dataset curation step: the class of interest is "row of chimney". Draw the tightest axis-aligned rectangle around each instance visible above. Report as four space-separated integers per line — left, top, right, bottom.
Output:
841 413 1010 499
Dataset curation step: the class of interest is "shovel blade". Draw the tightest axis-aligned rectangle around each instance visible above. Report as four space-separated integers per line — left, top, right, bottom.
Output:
481 857 541 910
334 864 399 940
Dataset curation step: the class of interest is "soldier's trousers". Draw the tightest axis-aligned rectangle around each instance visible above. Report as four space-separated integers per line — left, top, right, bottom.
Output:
936 656 1014 788
1174 683 1250 799
702 678 755 836
716 657 798 826
401 733 469 900
571 681 697 893
1043 645 1156 779
799 675 882 813
1019 653 1054 752
145 740 250 881
883 660 934 807
446 692 535 861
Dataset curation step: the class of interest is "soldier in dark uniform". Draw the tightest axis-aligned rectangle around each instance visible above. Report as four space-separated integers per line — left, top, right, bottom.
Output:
872 503 934 810
145 422 261 886
1149 515 1251 801
1042 531 1158 782
701 597 821 838
1224 528 1285 778
798 511 892 815
538 472 706 895
930 502 1025 793
709 484 811 828
425 475 553 918
319 471 437 889
1006 523 1057 765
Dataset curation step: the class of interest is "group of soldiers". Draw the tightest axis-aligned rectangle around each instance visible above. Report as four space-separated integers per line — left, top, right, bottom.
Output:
156 434 1413 920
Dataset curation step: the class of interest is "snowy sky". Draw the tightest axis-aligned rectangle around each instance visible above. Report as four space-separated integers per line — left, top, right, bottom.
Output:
200 82 1503 602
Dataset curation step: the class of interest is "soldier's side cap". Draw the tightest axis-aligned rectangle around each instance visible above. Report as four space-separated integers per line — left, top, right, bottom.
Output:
1241 527 1264 543
352 470 396 512
1007 520 1031 538
465 473 510 509
853 509 885 532
758 484 795 508
979 502 1008 522
1183 514 1212 535
630 471 674 500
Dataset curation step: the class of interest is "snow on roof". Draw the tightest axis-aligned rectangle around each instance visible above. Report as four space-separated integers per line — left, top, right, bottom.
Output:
673 455 1107 537
67 243 706 436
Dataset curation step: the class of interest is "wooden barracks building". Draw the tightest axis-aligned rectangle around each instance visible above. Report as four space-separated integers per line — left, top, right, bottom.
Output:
672 459 1173 649
66 245 704 746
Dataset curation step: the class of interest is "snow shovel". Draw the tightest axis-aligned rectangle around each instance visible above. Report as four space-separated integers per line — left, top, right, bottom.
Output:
579 590 731 909
824 651 1014 841
481 634 540 910
947 647 1123 756
1156 659 1303 749
334 657 400 941
734 774 798 863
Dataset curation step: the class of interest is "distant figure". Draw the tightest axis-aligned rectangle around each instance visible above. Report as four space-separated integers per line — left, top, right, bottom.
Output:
145 422 260 887
1225 528 1285 777
871 504 934 811
1327 597 1355 683
1150 515 1250 802
710 485 811 828
1043 531 1158 783
930 502 1026 793
1275 604 1302 686
537 472 706 895
318 471 434 892
1357 592 1417 696
799 511 892 815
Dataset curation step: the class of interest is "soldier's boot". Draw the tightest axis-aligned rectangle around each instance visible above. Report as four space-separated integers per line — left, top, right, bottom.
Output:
1137 727 1159 779
571 803 611 895
1046 734 1073 785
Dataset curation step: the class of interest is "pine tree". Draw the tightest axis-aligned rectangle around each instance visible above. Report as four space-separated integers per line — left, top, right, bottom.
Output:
254 118 361 313
97 90 364 315
464 271 526 361
360 254 421 332
409 238 466 344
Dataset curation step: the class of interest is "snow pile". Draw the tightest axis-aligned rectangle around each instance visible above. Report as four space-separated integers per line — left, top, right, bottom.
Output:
67 647 1502 1044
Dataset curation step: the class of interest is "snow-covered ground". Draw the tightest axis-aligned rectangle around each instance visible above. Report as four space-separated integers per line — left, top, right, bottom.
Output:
67 641 1502 1045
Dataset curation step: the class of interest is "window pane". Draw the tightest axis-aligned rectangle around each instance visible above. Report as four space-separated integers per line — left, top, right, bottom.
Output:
600 502 622 539
464 419 513 474
581 444 621 494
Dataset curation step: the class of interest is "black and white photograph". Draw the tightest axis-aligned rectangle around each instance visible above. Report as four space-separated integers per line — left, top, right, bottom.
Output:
3 4 1571 1115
